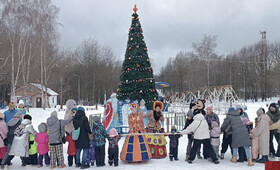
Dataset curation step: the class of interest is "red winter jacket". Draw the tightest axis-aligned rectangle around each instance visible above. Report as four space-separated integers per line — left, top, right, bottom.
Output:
66 134 77 156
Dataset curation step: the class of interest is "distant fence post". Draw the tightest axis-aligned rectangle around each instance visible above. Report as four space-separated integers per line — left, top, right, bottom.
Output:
167 118 170 133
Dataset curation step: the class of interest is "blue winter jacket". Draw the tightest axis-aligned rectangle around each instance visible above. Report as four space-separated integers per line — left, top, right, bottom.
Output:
92 122 108 146
4 109 18 124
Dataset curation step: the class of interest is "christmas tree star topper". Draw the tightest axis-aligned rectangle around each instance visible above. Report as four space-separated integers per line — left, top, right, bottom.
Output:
133 4 138 13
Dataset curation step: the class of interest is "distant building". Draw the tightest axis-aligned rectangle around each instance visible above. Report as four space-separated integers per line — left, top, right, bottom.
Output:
13 83 58 108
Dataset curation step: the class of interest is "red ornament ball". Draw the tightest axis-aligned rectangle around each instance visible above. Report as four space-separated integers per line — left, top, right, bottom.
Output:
149 69 151 72
144 48 147 51
136 64 140 68
129 47 132 50
127 68 130 71
139 79 142 82
140 28 142 31
130 28 133 30
137 34 140 37
152 89 155 92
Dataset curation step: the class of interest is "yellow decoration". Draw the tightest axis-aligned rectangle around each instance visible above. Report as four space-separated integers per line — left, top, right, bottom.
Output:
147 59 149 61
129 57 131 60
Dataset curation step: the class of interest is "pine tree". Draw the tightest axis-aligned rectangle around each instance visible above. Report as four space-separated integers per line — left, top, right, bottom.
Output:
117 5 158 110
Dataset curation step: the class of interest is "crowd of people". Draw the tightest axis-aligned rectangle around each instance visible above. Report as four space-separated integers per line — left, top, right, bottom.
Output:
0 99 279 169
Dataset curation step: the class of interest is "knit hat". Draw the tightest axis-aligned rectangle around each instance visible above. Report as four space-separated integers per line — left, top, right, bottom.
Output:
18 100 25 107
23 114 32 121
242 117 249 125
269 103 277 110
0 112 4 119
228 107 235 113
77 107 85 112
71 108 78 112
256 107 265 116
50 111 57 117
206 106 213 113
38 123 47 133
236 105 243 110
109 128 118 137
94 116 101 123
9 102 15 109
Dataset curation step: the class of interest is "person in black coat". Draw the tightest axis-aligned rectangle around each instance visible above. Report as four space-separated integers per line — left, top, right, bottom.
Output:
73 108 91 169
168 126 181 161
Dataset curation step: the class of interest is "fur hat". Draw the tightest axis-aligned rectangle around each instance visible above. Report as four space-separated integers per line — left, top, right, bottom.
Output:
94 116 100 123
256 107 265 116
0 112 4 119
9 102 15 109
23 114 32 121
77 107 85 112
109 128 118 137
206 106 213 113
50 111 57 117
38 123 47 133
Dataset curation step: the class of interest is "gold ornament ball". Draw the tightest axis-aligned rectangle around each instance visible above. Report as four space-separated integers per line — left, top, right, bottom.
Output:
130 38 133 40
147 59 149 61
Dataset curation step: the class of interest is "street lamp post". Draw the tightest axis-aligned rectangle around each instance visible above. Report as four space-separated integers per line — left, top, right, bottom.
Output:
72 74 80 104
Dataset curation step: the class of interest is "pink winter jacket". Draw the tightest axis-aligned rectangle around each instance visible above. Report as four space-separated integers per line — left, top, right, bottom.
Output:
0 120 8 148
35 132 49 155
250 128 259 159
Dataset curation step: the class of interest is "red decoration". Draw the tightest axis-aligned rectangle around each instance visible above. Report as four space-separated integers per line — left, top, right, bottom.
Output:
137 34 140 37
136 64 140 68
133 4 138 13
127 68 130 71
130 28 133 30
139 79 142 82
144 48 147 51
152 89 155 92
129 47 132 50
149 69 151 72
140 28 142 31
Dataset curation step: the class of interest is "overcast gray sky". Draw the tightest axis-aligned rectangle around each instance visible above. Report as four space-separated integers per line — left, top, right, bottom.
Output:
53 0 280 74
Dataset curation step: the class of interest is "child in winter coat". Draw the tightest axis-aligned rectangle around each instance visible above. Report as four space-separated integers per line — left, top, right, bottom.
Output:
250 118 259 162
168 126 181 161
108 128 121 166
0 112 8 165
65 133 77 167
92 116 108 167
86 134 95 167
210 121 221 158
26 115 38 166
35 123 50 167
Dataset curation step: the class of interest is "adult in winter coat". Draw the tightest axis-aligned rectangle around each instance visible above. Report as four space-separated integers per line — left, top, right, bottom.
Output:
73 109 91 169
205 106 220 127
253 108 270 163
183 101 202 161
47 111 72 169
266 103 280 157
0 112 8 165
8 115 37 166
4 102 18 124
221 108 253 166
1 112 21 169
168 126 181 161
181 109 219 164
64 99 77 135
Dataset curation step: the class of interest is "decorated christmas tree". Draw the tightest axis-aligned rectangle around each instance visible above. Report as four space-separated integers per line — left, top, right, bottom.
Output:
117 5 158 110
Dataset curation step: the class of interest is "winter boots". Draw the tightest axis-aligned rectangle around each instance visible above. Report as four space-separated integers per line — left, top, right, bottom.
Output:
185 155 190 161
231 156 237 163
196 153 202 159
220 153 224 160
247 158 254 166
257 156 269 163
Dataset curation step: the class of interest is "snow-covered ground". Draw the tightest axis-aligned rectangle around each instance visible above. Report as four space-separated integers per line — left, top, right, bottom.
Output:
1 99 279 170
